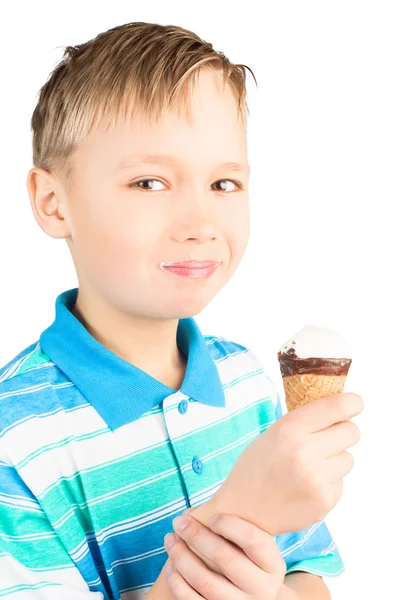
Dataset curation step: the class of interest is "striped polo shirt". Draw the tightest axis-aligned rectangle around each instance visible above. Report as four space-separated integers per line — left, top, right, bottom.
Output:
0 287 344 599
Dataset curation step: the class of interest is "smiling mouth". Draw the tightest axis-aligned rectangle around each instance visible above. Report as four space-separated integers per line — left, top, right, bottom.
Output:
159 260 221 279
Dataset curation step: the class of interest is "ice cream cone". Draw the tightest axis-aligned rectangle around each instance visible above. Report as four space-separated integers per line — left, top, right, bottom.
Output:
282 373 347 412
277 325 352 412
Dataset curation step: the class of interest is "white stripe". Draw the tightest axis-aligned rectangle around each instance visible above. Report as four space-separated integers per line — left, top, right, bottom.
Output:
0 355 27 384
0 553 94 594
27 412 171 496
70 496 187 562
104 545 166 575
0 402 91 440
1 530 57 542
0 493 41 512
0 342 43 384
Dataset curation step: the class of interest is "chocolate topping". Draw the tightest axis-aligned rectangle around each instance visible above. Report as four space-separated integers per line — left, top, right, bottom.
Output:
277 350 352 377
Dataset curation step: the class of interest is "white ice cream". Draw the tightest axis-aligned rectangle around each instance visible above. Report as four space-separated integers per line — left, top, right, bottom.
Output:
279 325 352 359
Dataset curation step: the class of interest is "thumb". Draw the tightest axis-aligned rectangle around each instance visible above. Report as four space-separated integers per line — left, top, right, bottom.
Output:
182 507 195 517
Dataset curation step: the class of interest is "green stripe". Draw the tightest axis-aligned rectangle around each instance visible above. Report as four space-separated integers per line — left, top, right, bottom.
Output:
286 551 344 576
37 437 168 500
14 346 52 378
0 532 73 572
38 398 274 533
17 369 266 472
175 396 272 442
16 399 271 554
0 504 56 541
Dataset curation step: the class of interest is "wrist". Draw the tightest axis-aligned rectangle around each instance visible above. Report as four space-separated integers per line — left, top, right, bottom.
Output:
277 584 298 600
187 493 224 527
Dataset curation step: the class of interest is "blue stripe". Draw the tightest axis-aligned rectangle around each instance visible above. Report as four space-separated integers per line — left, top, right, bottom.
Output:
0 379 90 435
276 521 339 569
0 463 38 505
204 337 248 361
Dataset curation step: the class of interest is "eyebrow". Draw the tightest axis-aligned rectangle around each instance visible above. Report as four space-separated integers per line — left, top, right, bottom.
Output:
116 154 250 175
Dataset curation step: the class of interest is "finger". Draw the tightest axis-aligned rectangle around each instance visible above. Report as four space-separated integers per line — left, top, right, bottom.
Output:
172 516 272 593
312 420 361 458
324 451 355 483
165 535 240 600
210 514 285 577
183 507 196 517
283 392 363 433
164 560 203 600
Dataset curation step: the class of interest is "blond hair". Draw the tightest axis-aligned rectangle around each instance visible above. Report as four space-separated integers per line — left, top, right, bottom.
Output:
30 21 257 189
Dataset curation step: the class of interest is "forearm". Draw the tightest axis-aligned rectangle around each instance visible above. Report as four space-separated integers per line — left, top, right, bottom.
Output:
189 493 237 529
145 561 174 599
279 573 330 600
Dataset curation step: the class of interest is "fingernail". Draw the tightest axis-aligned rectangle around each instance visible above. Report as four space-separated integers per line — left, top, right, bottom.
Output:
173 516 189 533
165 561 174 576
164 533 176 550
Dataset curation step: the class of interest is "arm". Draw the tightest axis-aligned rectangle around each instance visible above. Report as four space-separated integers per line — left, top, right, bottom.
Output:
281 573 330 599
147 516 331 600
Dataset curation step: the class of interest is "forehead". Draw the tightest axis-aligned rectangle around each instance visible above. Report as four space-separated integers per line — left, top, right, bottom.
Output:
81 111 246 175
72 69 248 179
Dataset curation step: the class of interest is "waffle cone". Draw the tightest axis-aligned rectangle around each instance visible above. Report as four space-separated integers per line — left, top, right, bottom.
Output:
283 373 347 411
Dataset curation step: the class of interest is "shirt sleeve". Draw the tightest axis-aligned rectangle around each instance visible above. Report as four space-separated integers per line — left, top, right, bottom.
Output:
273 393 345 577
0 461 104 599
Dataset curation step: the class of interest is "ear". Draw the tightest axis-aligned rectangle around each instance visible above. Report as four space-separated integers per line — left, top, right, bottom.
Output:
26 167 72 240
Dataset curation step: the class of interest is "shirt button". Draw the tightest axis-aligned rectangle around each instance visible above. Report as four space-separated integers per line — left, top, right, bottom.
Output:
192 456 203 474
178 400 188 414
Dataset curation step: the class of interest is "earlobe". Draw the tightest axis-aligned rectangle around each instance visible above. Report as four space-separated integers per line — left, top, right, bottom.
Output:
26 167 71 240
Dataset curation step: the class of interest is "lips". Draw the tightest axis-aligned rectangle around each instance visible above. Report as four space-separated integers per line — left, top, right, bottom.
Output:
160 260 221 279
160 261 220 268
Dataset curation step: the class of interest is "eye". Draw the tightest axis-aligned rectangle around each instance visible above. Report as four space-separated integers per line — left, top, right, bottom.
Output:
128 178 244 193
212 179 243 193
129 179 166 191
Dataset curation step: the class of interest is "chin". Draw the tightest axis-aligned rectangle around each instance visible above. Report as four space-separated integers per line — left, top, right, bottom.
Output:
161 295 213 320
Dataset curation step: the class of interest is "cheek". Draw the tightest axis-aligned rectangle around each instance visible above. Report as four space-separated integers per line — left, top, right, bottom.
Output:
224 202 250 263
72 197 164 278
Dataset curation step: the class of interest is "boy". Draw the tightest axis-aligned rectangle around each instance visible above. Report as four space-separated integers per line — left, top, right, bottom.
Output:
0 21 362 599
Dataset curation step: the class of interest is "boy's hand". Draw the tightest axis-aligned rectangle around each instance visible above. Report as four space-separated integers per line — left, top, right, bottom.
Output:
194 392 363 536
163 513 286 599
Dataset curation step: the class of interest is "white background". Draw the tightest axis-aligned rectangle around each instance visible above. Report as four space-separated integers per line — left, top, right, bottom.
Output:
1 1 399 598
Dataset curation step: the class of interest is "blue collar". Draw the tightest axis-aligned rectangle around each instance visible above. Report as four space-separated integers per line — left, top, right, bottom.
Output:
40 288 225 430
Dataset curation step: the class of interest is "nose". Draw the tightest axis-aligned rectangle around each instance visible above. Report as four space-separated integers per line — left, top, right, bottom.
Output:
171 191 217 243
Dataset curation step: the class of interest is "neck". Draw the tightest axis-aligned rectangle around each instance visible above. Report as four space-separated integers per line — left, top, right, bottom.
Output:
71 288 187 390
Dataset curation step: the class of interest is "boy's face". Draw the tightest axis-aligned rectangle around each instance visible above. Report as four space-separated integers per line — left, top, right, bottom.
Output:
47 68 250 320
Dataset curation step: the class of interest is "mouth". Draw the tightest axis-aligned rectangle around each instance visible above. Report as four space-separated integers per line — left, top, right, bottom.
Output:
159 260 221 279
